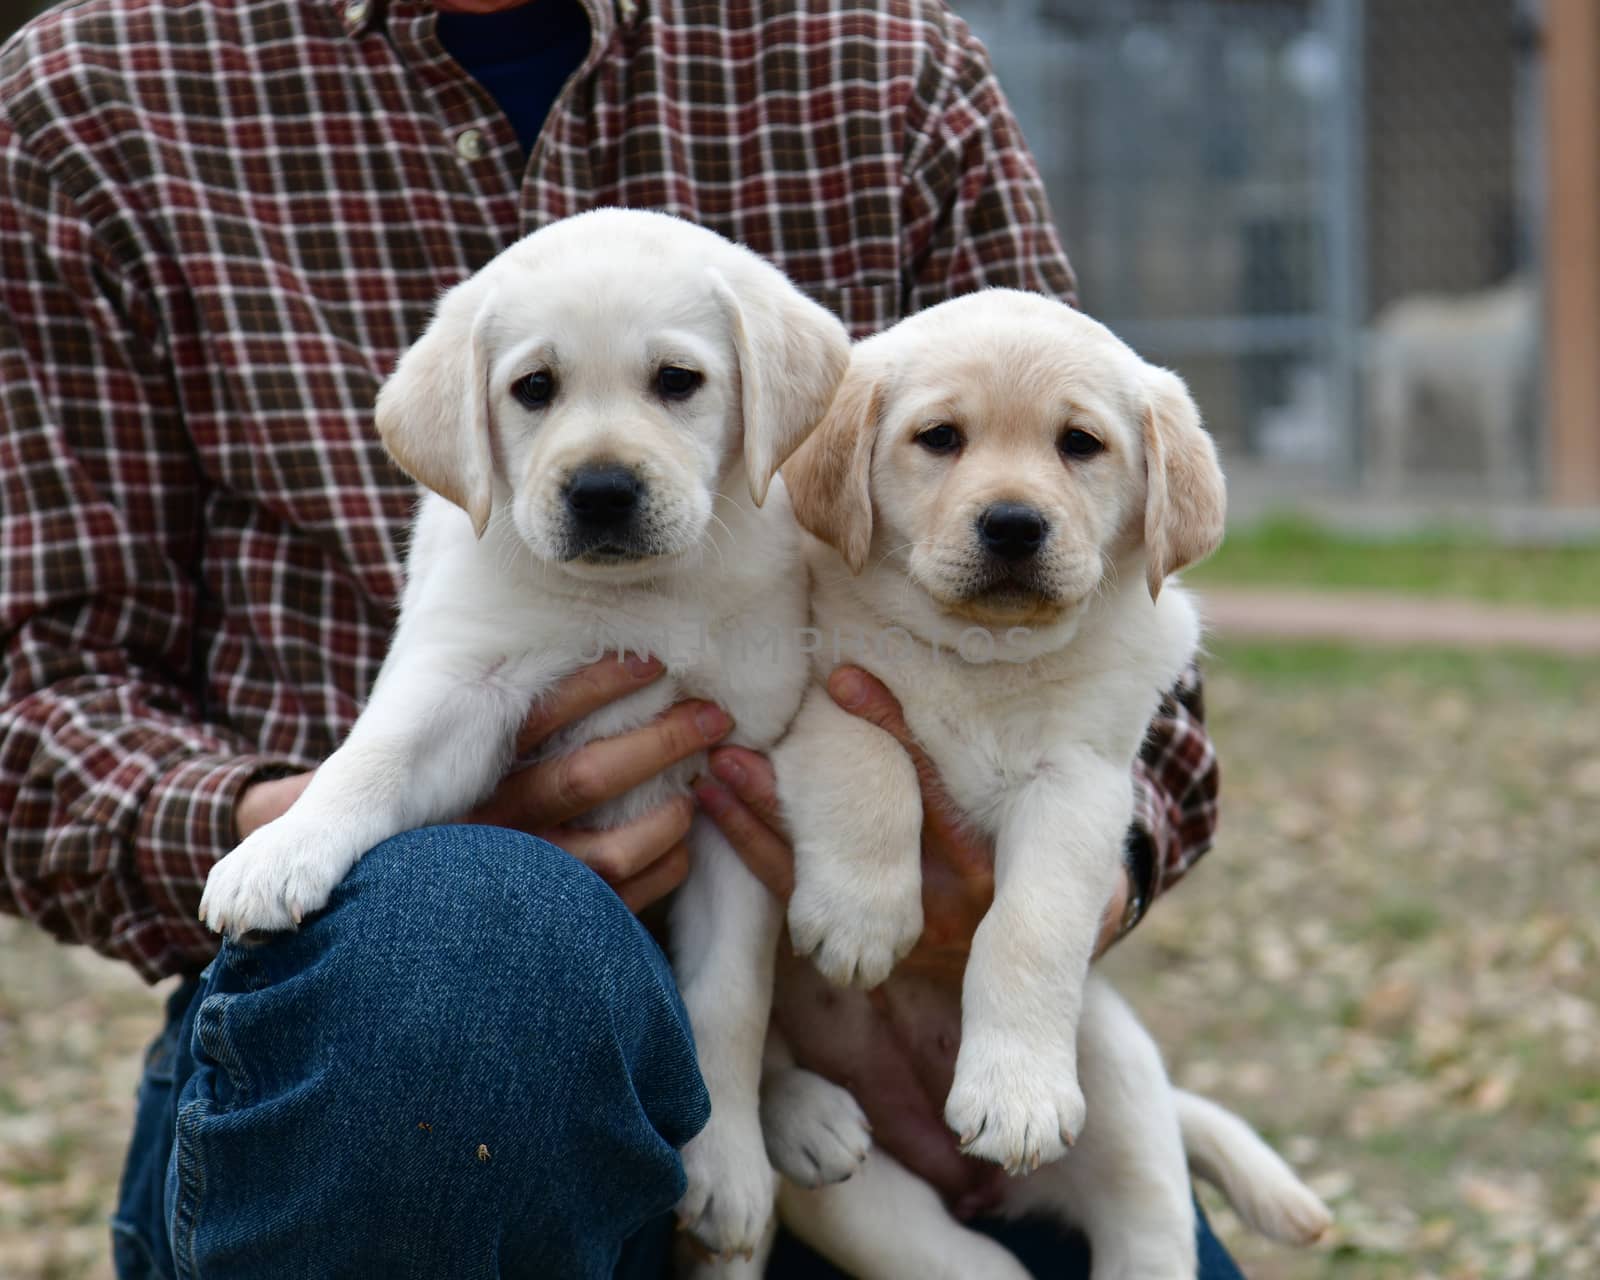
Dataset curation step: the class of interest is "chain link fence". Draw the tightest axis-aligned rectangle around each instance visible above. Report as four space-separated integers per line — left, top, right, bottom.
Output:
964 0 1546 500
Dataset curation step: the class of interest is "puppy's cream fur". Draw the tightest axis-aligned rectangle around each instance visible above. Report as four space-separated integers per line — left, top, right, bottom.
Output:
198 209 850 1259
697 980 1331 1280
744 291 1325 1276
777 289 1225 1166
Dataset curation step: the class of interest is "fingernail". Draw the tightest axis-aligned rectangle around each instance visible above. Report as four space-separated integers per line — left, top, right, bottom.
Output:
625 652 661 678
695 704 733 740
830 668 866 709
711 754 746 788
694 780 732 814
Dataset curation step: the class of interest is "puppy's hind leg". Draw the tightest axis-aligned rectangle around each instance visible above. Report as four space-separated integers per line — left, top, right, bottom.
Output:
1005 977 1197 1280
674 1217 776 1280
760 1030 872 1189
1176 1089 1331 1247
671 816 783 1260
778 1146 1031 1280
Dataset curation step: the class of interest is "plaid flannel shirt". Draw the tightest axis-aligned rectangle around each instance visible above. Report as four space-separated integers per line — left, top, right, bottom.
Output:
0 0 1217 983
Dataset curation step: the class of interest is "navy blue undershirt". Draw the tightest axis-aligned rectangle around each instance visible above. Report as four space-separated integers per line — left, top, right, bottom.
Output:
436 0 592 157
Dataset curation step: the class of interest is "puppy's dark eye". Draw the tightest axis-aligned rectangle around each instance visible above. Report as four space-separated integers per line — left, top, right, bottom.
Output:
512 370 555 409
915 423 963 455
1059 428 1104 459
657 366 703 399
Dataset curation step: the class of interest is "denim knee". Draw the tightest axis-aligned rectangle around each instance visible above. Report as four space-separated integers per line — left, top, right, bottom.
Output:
166 825 709 1278
211 823 708 1145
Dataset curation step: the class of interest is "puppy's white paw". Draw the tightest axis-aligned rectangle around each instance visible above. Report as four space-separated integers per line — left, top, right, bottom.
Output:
786 856 922 989
1091 1248 1198 1280
1246 1176 1333 1247
944 1033 1086 1175
198 820 347 939
761 1066 871 1188
676 1112 776 1260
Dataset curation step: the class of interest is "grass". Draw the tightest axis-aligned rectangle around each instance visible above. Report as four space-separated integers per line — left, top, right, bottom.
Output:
1205 637 1600 699
1102 636 1600 1279
4 637 1599 1279
1187 514 1600 610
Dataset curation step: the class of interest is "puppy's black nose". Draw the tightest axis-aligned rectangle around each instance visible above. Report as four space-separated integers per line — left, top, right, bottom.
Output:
978 503 1048 562
565 465 643 527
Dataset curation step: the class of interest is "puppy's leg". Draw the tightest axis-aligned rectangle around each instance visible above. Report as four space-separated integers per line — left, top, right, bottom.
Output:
1175 1090 1332 1246
1004 978 1197 1280
773 687 923 989
779 1146 1031 1280
672 816 783 1259
673 1218 776 1280
760 1030 871 1189
944 760 1127 1172
199 649 540 937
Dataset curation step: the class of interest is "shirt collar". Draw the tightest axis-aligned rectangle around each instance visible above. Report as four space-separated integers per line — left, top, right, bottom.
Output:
333 0 629 39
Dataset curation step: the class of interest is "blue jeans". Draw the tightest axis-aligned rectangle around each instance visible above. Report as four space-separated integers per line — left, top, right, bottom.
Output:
112 824 1244 1278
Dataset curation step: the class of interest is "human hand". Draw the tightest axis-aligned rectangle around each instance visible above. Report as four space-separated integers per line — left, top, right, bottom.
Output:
234 655 734 914
695 665 1131 1208
696 665 1131 970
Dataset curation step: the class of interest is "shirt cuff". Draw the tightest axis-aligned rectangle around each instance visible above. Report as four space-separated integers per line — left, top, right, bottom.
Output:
134 753 299 959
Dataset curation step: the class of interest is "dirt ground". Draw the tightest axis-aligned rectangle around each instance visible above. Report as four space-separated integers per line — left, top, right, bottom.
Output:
1 640 1597 1279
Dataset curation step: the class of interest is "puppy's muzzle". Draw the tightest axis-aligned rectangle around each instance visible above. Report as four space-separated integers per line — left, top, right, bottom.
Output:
562 463 648 559
977 502 1049 564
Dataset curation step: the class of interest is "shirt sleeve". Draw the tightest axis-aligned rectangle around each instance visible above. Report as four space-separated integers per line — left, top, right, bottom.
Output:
1130 664 1220 907
0 122 296 982
898 7 1079 313
898 18 1219 924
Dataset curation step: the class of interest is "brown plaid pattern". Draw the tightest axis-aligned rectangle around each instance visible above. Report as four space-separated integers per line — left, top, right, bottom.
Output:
0 0 1214 982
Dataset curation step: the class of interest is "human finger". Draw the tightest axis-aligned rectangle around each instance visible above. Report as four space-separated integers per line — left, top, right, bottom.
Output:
613 840 693 914
827 666 928 764
694 778 794 901
829 666 960 823
514 654 664 755
542 795 695 885
513 700 732 826
1092 864 1133 960
706 747 786 835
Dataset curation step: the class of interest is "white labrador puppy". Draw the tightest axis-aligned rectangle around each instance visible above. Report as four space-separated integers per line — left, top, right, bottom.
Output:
742 289 1328 1276
197 208 851 1258
776 288 1224 1167
741 980 1329 1280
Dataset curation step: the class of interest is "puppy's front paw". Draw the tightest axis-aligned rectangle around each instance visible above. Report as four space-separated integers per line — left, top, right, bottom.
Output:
787 856 922 989
198 820 346 939
944 1033 1086 1175
676 1112 776 1260
761 1066 871 1188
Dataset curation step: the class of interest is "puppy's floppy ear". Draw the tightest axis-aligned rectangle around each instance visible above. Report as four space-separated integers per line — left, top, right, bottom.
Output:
782 365 881 574
709 269 851 507
1142 367 1226 600
375 277 498 538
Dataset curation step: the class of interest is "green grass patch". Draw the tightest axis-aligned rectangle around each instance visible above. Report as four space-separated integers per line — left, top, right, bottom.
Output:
1189 514 1600 610
1206 638 1600 699
1365 897 1443 944
1359 1127 1460 1181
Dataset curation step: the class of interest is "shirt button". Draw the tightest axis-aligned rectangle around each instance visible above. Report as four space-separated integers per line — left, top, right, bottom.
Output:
456 129 486 161
343 0 369 29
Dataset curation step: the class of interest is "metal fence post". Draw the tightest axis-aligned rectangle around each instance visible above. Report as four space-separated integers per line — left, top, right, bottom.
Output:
1320 0 1367 487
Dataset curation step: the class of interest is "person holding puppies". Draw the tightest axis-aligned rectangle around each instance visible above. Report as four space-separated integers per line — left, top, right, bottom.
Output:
0 0 1229 1275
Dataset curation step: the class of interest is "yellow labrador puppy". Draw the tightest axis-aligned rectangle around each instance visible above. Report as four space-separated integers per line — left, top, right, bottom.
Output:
747 290 1327 1276
777 288 1225 1161
198 208 850 1258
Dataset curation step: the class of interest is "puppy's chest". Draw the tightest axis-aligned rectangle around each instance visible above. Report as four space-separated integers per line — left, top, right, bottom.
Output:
880 669 1075 830
551 582 809 752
